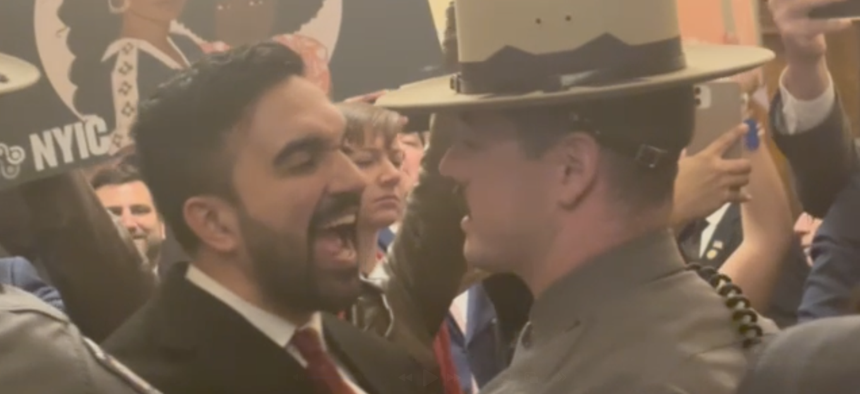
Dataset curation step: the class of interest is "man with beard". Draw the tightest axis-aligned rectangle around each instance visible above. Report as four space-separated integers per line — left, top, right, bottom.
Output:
377 0 774 393
92 163 166 276
104 42 440 394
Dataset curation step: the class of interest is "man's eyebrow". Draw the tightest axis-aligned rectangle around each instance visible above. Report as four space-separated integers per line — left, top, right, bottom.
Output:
272 134 330 167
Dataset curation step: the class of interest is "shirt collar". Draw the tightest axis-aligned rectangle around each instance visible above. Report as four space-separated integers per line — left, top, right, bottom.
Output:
529 229 687 341
705 203 731 226
185 265 323 349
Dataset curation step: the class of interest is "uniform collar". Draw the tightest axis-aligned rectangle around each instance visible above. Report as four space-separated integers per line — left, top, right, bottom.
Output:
529 229 686 341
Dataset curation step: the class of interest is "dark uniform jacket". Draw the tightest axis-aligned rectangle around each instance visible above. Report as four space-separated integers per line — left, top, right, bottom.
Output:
0 285 159 394
479 231 777 394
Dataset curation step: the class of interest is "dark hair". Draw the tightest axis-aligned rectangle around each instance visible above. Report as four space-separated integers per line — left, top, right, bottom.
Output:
131 42 305 252
336 102 404 149
91 162 142 190
503 87 694 211
57 0 121 125
440 2 690 209
179 0 325 41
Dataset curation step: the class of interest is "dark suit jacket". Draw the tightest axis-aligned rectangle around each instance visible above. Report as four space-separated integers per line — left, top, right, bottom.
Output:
0 256 64 312
694 204 809 328
770 93 860 321
736 316 860 394
104 264 441 394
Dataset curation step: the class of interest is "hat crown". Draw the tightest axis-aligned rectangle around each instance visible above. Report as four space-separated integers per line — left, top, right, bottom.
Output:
452 0 686 94
456 0 682 62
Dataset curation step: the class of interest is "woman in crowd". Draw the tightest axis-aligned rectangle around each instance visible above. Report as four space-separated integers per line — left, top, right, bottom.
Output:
336 102 406 275
58 0 202 154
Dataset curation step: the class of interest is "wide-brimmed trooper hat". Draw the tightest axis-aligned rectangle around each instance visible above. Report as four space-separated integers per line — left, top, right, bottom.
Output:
0 52 40 95
377 0 774 112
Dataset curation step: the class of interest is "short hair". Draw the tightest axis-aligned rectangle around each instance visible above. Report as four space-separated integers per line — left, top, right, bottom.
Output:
508 86 695 210
440 0 692 211
131 42 305 252
336 102 404 150
91 163 142 190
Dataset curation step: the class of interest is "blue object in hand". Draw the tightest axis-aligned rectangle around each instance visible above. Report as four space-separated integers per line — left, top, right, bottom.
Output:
744 119 759 151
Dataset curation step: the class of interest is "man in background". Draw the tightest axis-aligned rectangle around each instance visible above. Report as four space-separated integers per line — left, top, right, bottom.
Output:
92 164 166 276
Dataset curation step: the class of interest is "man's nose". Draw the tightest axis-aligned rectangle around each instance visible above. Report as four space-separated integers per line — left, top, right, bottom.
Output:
332 150 368 195
120 212 142 234
793 214 812 236
438 146 458 179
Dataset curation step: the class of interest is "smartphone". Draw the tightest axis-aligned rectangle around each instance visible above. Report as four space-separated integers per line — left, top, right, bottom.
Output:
687 81 744 159
809 0 860 18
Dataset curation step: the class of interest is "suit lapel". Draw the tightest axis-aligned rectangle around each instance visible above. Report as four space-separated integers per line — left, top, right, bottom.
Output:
701 203 741 266
323 314 439 394
153 265 314 393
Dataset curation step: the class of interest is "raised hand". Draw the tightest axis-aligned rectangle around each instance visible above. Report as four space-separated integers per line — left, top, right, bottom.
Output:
768 0 853 63
672 124 753 228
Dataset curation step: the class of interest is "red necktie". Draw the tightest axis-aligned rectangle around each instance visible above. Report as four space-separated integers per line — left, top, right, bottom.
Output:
291 328 357 394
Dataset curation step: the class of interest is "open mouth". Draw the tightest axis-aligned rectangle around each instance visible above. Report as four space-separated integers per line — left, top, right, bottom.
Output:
313 210 359 265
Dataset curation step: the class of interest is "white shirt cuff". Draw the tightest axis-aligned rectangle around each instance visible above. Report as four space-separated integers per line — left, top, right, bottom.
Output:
778 68 836 135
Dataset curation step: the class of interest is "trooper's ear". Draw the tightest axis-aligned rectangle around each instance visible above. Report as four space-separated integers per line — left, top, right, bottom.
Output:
552 132 600 209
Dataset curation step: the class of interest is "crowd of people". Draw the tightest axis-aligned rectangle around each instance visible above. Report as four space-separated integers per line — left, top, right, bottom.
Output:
2 0 860 393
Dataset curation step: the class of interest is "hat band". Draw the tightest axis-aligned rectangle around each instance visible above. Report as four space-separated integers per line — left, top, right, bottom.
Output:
452 35 686 95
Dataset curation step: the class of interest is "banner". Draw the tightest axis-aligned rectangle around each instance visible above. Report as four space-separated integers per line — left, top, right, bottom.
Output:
0 0 444 189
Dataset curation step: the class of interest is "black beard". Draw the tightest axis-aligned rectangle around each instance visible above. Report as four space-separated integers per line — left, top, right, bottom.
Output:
238 211 320 314
238 210 358 316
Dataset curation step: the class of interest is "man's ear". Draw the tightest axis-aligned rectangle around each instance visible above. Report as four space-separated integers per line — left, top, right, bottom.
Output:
554 133 600 208
183 196 241 254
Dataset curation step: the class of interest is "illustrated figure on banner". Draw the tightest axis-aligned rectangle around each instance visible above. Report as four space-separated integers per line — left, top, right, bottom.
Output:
45 0 341 159
57 0 203 156
177 0 340 95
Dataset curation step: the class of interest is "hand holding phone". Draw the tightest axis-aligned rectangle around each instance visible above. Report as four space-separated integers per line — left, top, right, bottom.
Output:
769 0 853 60
675 124 753 226
688 81 745 159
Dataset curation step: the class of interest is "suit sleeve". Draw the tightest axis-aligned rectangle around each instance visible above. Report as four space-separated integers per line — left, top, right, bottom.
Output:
797 173 860 321
0 290 157 393
770 92 856 217
7 257 65 312
379 114 468 361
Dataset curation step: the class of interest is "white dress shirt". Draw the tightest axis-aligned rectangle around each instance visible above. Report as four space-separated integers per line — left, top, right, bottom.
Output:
699 203 732 258
449 290 480 393
185 266 367 394
778 69 836 135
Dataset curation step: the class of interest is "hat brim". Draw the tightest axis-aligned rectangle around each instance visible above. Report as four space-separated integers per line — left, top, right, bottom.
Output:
377 44 774 113
0 53 41 95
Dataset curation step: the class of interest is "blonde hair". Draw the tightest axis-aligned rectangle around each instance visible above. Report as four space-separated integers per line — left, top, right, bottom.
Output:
336 102 404 149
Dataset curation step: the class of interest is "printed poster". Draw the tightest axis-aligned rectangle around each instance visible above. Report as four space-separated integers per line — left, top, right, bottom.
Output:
0 0 444 189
